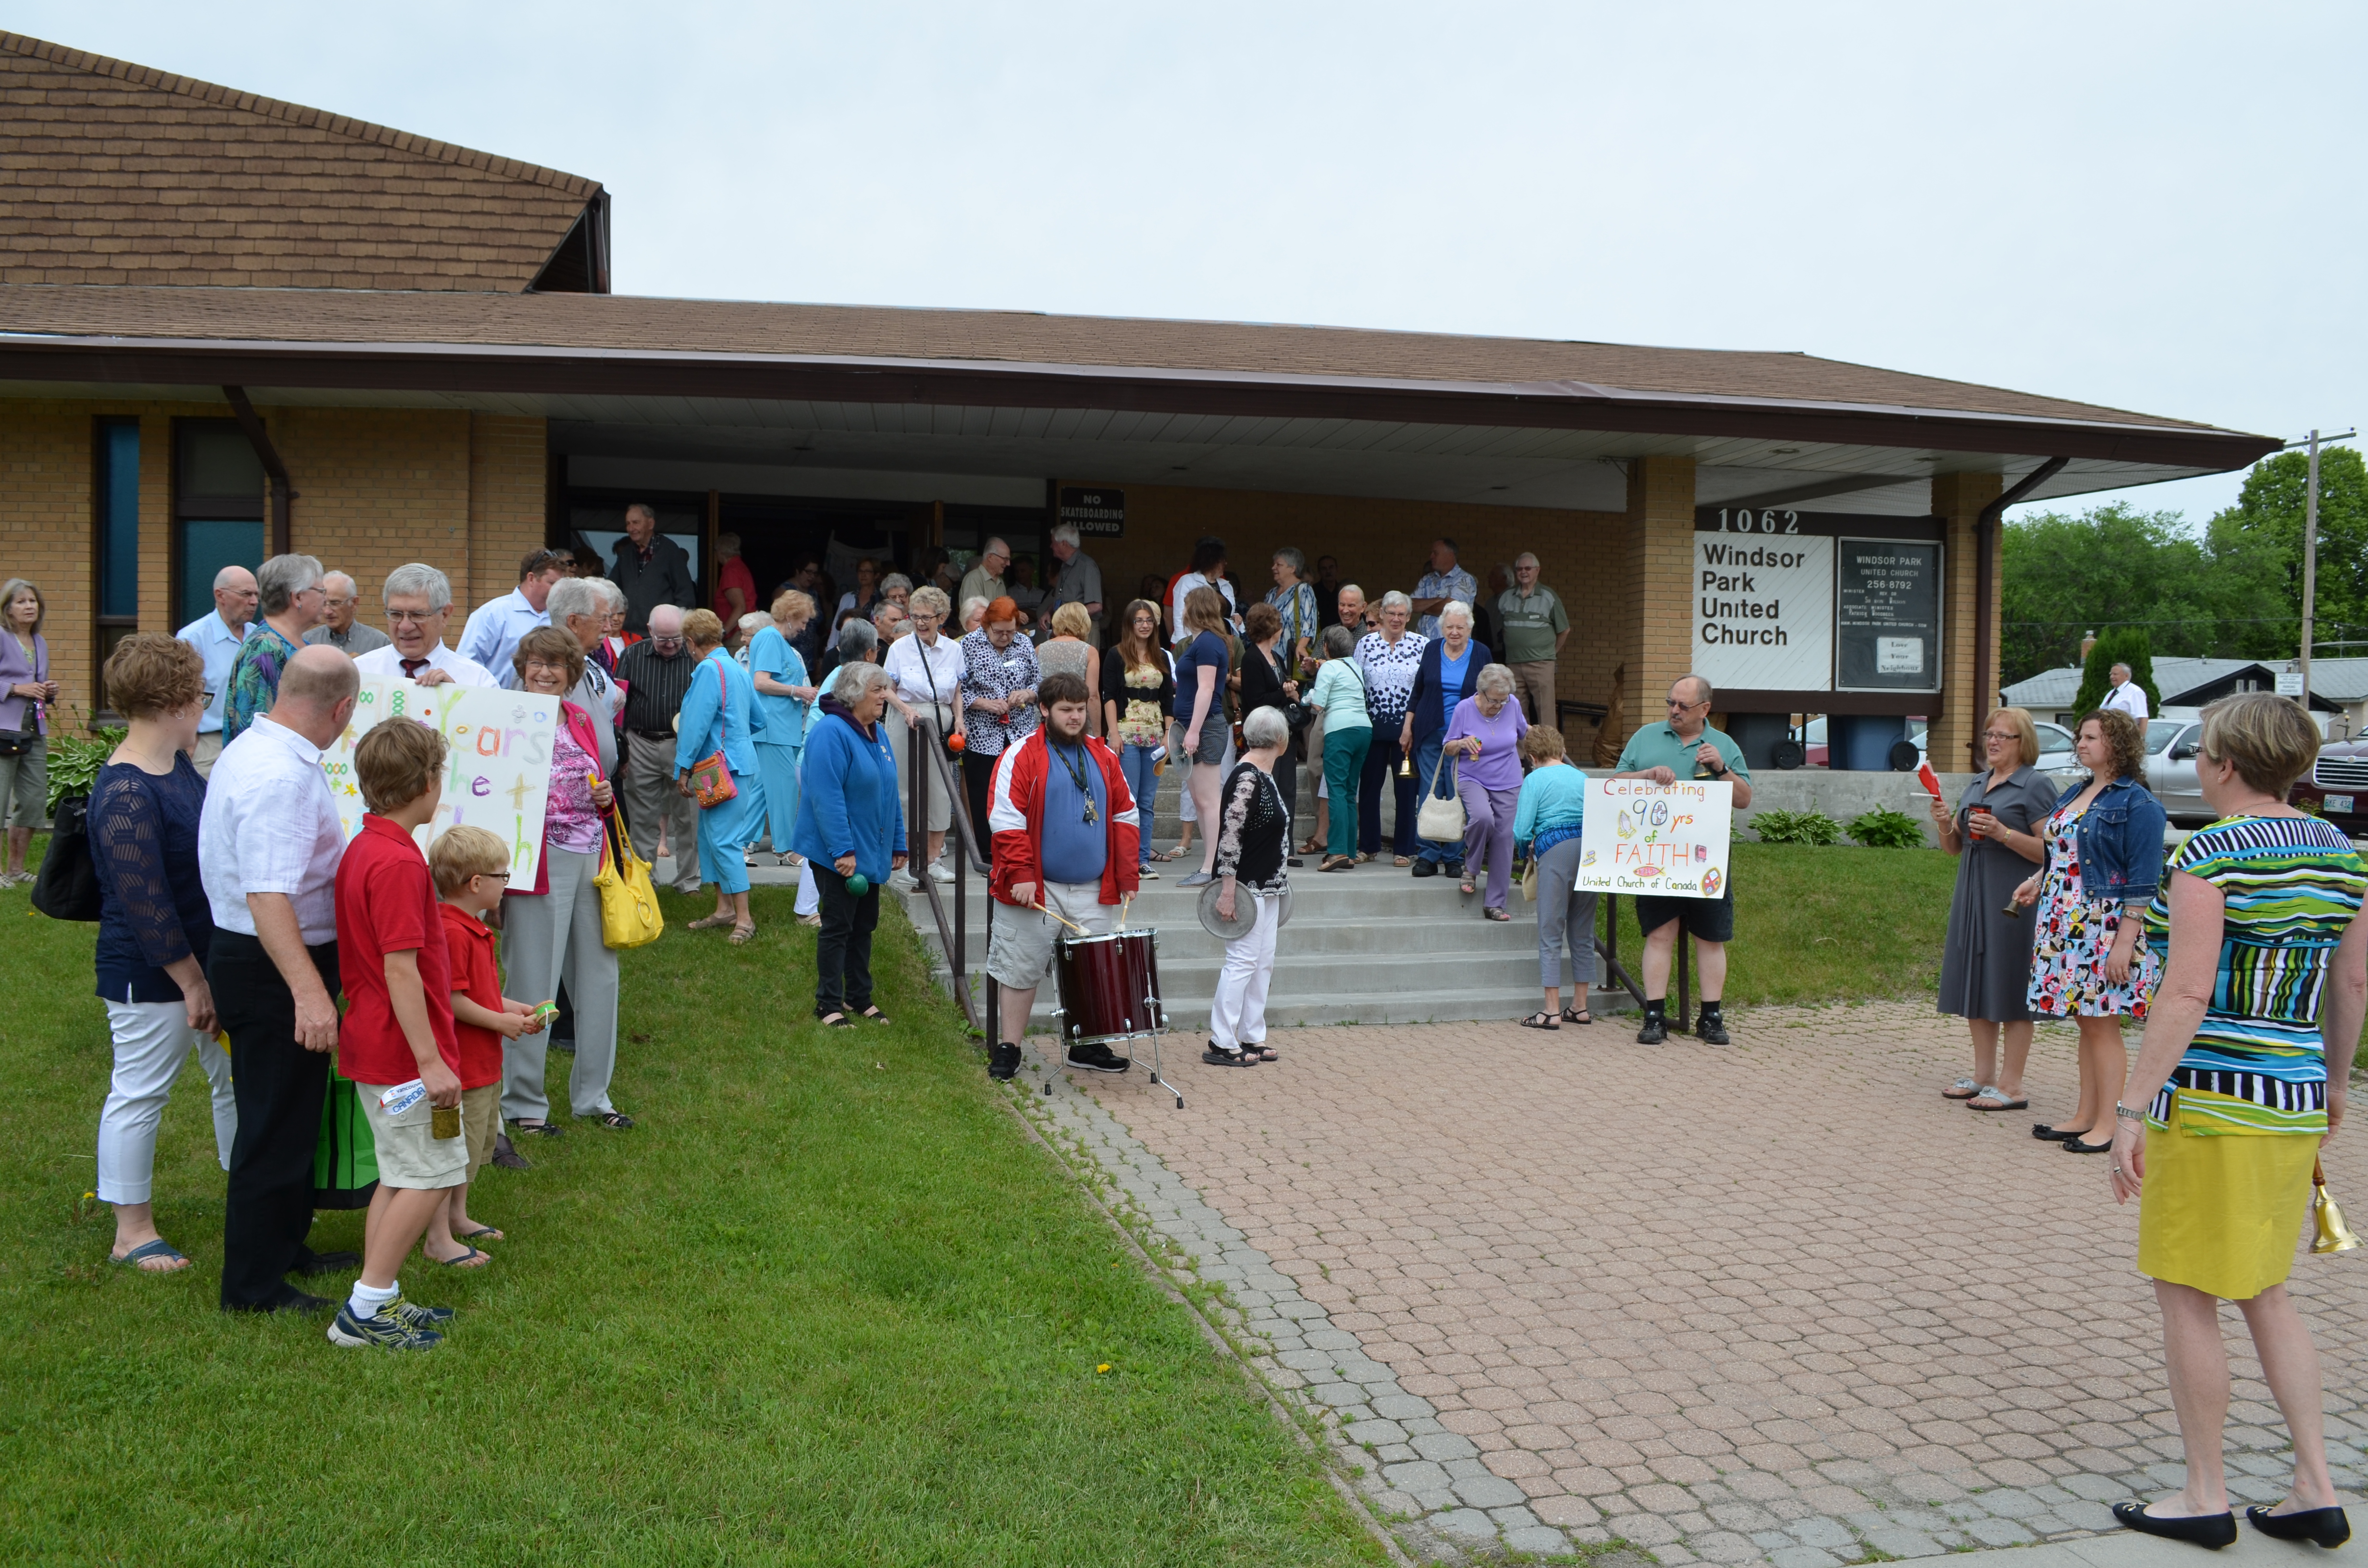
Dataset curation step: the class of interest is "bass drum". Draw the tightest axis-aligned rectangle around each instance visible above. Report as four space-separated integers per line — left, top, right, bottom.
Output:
1053 928 1167 1048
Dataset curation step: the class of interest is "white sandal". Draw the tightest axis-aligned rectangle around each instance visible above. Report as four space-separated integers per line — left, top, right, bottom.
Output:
1941 1077 1981 1100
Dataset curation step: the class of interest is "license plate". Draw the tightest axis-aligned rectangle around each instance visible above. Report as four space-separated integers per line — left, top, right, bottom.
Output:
2327 795 2355 814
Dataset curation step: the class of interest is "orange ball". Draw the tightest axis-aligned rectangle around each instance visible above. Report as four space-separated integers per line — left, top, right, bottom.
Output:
947 732 967 754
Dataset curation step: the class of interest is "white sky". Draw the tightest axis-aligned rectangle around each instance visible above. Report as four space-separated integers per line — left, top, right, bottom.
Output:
17 1 2362 527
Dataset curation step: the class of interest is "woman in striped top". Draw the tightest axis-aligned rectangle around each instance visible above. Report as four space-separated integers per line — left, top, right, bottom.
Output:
2107 693 2364 1552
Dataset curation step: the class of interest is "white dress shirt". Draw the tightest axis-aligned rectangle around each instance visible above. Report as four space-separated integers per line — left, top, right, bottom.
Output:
175 612 248 735
2100 681 2150 722
199 715 347 943
884 631 966 710
456 587 550 686
1169 572 1241 645
352 640 501 688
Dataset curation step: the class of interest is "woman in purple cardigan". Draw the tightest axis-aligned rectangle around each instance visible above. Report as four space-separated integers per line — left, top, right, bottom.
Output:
0 578 56 887
1441 663 1531 919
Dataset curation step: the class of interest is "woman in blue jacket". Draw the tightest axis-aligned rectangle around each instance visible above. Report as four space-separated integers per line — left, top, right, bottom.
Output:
1398 601 1488 875
792 662 908 1025
2012 709 2167 1154
674 609 768 943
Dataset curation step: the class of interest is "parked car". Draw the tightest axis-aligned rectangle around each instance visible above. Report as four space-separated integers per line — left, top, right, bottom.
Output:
2291 737 2368 839
2140 714 2211 822
1793 716 2076 778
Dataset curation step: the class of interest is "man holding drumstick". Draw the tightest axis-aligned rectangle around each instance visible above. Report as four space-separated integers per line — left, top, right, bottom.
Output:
984 672 1142 1080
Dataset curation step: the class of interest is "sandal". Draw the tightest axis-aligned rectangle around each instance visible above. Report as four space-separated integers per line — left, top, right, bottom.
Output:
1941 1077 1982 1100
1320 855 1356 872
729 922 757 944
1250 1043 1277 1061
1148 847 1184 862
1393 855 1412 867
1967 1085 2029 1111
859 1005 891 1024
510 1118 565 1139
1482 906 1510 922
1561 1006 1592 1026
583 1110 636 1130
111 1238 191 1272
798 913 822 928
688 913 736 931
454 1225 505 1242
819 1011 856 1028
1459 877 1477 895
1520 1011 1560 1030
429 1245 491 1269
1202 1043 1256 1066
1297 836 1323 856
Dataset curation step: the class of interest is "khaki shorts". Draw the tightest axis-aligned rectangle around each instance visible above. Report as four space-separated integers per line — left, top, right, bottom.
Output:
357 1081 469 1190
460 1083 501 1186
986 880 1110 989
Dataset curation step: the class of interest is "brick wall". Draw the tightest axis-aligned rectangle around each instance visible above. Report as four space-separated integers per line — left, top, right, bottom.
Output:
0 394 546 725
1930 471 2002 772
1058 479 1630 739
1619 455 1698 742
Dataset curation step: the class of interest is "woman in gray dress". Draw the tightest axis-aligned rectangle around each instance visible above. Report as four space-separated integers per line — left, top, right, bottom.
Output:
1929 707 2059 1110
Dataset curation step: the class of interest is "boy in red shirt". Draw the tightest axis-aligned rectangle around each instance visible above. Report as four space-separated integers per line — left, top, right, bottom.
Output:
425 824 543 1262
327 719 466 1351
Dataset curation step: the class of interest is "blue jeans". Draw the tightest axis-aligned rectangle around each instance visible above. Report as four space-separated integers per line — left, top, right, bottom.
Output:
1121 742 1161 865
1411 735 1462 867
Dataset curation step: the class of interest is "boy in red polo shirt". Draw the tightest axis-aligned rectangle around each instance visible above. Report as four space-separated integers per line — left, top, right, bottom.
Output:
425 824 543 1262
328 719 465 1351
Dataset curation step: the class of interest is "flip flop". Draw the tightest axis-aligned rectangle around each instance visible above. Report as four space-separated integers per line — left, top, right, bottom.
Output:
454 1225 505 1243
111 1238 190 1271
431 1246 491 1269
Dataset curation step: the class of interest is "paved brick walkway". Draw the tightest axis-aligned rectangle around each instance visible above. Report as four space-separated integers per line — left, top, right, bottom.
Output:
1063 1003 2368 1565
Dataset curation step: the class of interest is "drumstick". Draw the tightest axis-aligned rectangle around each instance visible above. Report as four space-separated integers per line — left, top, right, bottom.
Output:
1036 901 1092 937
1120 894 1133 930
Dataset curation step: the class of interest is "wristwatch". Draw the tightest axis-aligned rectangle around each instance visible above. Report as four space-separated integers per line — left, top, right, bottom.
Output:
2113 1102 2145 1123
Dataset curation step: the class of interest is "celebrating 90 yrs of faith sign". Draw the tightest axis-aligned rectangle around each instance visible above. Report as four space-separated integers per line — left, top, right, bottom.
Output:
321 677 558 880
1576 778 1733 899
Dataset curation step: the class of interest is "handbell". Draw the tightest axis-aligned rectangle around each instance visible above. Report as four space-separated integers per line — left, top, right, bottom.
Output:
2313 1158 2360 1254
1397 755 1414 779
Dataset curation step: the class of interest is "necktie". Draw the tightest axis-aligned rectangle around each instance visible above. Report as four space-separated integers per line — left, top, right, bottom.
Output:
401 658 428 679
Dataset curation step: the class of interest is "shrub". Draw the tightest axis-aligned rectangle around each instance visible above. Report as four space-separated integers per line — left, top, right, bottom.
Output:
1751 809 1842 846
44 711 124 814
1846 806 1928 849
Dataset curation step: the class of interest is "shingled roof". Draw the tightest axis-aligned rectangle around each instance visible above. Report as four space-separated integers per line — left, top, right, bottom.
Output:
0 32 605 293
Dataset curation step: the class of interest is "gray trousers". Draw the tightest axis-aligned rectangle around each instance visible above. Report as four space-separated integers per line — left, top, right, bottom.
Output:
501 846 622 1121
1535 835 1600 992
624 731 700 893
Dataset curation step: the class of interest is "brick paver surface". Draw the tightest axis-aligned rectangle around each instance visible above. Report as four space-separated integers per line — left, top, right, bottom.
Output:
1078 1003 2368 1561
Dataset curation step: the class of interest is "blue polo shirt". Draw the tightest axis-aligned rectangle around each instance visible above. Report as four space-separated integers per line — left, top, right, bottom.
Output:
1039 740 1109 885
1437 647 1472 732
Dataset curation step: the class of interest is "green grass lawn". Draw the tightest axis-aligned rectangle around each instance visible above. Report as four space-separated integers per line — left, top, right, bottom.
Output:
0 871 1382 1567
1597 842 1961 1007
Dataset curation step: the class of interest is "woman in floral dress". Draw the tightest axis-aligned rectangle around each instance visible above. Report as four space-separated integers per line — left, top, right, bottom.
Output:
2013 710 2166 1154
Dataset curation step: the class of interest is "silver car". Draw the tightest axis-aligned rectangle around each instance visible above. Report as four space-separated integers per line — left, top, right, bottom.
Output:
2144 717 2208 820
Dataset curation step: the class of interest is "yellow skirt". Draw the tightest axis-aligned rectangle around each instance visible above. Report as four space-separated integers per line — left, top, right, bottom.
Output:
2137 1119 2319 1301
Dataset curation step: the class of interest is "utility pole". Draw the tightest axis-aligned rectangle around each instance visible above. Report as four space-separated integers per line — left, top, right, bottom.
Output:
2303 429 2319 705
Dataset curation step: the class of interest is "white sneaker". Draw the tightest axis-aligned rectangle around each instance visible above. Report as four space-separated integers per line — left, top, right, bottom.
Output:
928 862 955 883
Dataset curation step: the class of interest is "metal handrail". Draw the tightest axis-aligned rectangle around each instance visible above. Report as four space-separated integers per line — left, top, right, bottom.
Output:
905 712 995 1033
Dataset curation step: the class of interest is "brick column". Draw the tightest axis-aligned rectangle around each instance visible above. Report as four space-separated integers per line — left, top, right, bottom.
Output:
1930 471 2003 772
1623 454 1698 722
469 414 549 621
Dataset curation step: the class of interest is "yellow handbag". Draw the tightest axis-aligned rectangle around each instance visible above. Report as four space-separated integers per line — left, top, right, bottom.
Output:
594 809 664 950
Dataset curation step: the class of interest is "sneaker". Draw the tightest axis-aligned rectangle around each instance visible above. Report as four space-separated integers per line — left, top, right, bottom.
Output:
1178 870 1213 888
1066 1041 1132 1074
1697 1015 1731 1046
928 862 955 884
327 1301 444 1350
988 1042 1022 1080
1410 859 1439 879
384 1295 456 1329
1636 1016 1667 1045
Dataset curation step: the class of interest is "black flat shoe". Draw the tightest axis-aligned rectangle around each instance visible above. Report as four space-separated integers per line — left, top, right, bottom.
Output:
2247 1505 2351 1547
2113 1502 2237 1549
2062 1133 2115 1154
293 1249 360 1276
2033 1123 2078 1141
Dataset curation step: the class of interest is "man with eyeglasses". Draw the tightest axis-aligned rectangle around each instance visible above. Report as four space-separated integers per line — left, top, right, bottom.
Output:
301 572 390 656
220 553 332 746
1612 674 1754 1047
616 604 703 895
353 564 500 689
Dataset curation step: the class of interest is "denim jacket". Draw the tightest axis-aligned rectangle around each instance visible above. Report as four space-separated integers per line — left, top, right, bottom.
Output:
2069 773 2167 906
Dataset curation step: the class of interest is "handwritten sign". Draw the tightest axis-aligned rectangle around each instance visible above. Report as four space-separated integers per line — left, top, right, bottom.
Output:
1575 778 1733 898
322 678 558 882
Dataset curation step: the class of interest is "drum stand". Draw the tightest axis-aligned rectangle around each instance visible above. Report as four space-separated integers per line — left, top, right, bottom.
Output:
1045 999 1183 1110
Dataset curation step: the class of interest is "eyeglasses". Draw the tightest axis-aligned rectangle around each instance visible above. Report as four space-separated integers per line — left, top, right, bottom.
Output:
478 872 512 883
387 609 440 625
1666 697 1705 710
650 636 685 649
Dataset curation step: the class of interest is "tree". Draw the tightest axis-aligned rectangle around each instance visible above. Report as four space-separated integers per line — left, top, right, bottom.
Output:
1999 502 2273 683
2206 444 2368 657
2070 628 2161 717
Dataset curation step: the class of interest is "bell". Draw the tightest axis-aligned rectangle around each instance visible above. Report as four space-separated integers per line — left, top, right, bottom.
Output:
1397 755 1414 779
2314 1159 2360 1254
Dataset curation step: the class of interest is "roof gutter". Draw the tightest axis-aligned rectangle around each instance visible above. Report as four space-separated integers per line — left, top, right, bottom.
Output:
222 384 296 554
1968 456 2070 761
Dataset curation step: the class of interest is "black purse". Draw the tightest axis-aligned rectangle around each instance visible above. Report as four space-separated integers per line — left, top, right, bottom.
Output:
0 730 31 759
31 793 102 922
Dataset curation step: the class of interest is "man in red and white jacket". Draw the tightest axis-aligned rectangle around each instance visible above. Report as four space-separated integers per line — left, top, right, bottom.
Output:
985 670 1140 1080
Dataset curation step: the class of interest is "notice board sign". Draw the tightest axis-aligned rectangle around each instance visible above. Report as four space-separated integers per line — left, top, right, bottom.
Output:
1691 533 1834 693
1058 486 1125 539
1836 539 1943 692
322 678 558 883
1576 777 1733 899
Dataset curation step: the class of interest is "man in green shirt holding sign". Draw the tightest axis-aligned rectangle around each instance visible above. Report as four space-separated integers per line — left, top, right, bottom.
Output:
1613 674 1753 1047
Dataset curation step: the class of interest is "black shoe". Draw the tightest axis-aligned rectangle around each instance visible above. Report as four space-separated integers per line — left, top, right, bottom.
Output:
988 1042 1022 1080
1066 1041 1132 1074
2032 1123 2078 1141
550 1036 577 1054
1286 857 1305 868
1411 859 1439 878
490 1132 533 1171
2112 1502 2236 1549
1637 1017 1666 1045
1697 1015 1731 1046
2062 1133 2114 1154
293 1249 360 1276
2247 1505 2351 1547
228 1286 334 1317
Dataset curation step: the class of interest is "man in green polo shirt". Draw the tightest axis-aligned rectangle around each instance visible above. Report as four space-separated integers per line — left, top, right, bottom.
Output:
1613 674 1754 1047
1496 552 1570 725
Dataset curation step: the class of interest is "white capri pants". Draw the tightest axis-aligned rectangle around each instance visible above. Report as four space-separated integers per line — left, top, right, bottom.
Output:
1209 892 1282 1051
98 999 236 1205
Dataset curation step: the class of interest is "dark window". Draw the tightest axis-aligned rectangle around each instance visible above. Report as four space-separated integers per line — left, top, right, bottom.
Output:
94 419 141 713
173 420 265 629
